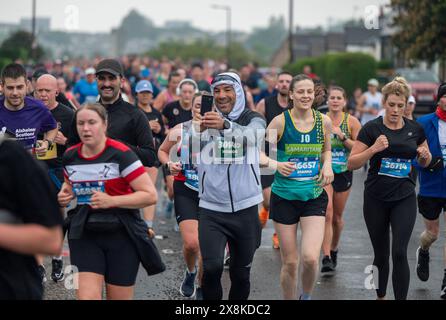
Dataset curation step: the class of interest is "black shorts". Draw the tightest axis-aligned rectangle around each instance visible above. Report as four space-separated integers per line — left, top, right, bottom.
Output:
270 190 328 225
418 195 446 221
261 174 274 190
174 180 199 224
332 171 353 192
68 228 140 287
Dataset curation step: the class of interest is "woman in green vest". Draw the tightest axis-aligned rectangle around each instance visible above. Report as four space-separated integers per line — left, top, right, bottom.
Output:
321 86 361 275
261 74 334 300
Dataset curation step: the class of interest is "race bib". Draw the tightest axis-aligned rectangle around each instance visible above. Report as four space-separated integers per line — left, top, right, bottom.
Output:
441 145 446 166
288 157 320 180
379 158 412 178
214 137 245 164
36 143 57 160
332 148 347 165
184 168 199 192
72 181 105 205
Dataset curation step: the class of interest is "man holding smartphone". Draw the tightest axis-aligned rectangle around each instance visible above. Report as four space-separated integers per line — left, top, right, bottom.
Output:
192 72 266 300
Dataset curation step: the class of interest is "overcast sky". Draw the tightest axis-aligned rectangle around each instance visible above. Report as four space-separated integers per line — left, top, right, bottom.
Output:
1 0 390 33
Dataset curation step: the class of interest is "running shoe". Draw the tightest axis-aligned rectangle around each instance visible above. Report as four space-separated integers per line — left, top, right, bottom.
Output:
38 265 47 284
330 250 338 269
51 258 65 282
321 256 335 274
195 287 203 300
416 247 430 282
272 233 280 249
179 269 197 298
441 275 446 300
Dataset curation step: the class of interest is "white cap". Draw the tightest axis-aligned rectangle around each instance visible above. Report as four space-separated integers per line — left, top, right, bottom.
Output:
368 79 379 87
85 68 96 75
408 95 416 104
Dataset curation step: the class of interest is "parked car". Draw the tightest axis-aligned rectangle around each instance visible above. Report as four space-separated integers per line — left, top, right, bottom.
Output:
395 68 440 115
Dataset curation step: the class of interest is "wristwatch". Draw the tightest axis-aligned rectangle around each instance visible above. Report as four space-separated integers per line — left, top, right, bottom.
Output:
223 119 231 130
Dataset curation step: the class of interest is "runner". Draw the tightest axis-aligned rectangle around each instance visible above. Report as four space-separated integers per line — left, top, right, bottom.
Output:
0 63 58 156
348 77 432 300
261 74 333 300
161 78 198 218
69 58 158 168
158 92 205 300
357 79 383 126
320 86 361 274
256 71 293 249
0 138 63 300
73 68 98 105
153 71 181 112
34 74 75 283
135 80 166 238
58 103 163 300
192 72 266 300
415 82 446 299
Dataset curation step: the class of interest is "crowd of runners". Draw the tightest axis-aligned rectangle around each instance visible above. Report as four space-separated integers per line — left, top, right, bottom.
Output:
0 56 445 301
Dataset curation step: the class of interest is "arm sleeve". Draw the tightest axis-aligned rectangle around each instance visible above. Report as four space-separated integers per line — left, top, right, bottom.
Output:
357 123 375 147
129 110 158 167
118 149 146 184
40 109 58 133
416 124 427 145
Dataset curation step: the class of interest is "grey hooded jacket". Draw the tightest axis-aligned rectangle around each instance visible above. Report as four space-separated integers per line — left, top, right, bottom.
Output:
193 73 266 213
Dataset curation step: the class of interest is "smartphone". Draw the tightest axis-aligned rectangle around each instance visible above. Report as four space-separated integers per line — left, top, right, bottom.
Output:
201 94 214 116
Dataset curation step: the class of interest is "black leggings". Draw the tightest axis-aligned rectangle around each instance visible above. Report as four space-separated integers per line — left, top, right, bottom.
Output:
363 192 417 300
199 206 261 300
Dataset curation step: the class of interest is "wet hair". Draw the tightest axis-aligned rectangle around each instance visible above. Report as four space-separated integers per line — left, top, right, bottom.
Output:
329 86 347 100
382 77 411 103
289 74 314 92
168 71 181 83
278 71 293 78
75 103 108 124
1 63 27 83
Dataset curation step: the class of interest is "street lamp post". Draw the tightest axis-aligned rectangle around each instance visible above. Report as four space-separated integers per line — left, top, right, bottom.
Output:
289 0 295 64
212 5 232 67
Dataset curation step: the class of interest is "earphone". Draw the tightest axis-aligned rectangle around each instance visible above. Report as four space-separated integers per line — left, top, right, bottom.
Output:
176 79 199 96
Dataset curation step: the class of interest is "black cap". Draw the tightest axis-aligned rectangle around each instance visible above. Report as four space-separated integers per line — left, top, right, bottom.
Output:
437 82 446 104
96 59 123 77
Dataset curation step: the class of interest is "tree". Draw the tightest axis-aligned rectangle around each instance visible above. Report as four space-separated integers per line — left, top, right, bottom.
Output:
245 16 287 64
147 39 254 69
0 30 45 62
391 0 446 65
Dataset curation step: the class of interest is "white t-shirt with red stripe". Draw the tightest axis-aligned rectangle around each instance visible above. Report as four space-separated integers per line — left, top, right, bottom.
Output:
63 138 145 205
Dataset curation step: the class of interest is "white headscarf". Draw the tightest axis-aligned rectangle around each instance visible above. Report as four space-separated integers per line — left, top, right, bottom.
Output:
211 72 246 121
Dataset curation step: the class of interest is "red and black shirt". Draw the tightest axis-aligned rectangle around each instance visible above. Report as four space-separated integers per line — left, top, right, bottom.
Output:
63 138 146 205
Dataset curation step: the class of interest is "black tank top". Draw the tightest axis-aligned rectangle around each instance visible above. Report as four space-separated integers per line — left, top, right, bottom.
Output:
265 95 289 125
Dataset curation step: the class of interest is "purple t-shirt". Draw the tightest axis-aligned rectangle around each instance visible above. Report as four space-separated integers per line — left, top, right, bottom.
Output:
0 97 57 150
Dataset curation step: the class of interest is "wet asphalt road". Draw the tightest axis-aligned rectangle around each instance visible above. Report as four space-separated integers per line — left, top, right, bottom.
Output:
43 170 445 300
